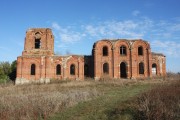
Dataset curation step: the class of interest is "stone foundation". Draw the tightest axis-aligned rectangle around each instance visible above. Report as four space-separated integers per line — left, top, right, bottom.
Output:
15 78 50 85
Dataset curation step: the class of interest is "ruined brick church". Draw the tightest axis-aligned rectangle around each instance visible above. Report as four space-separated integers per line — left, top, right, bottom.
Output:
16 28 166 84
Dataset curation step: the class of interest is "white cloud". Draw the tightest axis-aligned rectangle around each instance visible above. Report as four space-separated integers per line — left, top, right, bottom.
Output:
84 18 153 39
51 17 180 57
0 46 10 51
52 22 85 43
52 22 61 30
85 25 99 36
151 40 180 57
132 10 140 16
170 24 180 31
60 33 82 43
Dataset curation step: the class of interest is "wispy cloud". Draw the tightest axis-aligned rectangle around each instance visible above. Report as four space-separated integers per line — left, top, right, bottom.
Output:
84 18 153 39
151 40 180 57
51 16 180 57
132 10 140 16
52 22 85 43
0 46 11 51
52 22 61 30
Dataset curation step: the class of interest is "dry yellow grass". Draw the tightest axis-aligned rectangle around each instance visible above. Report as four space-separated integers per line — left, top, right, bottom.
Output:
0 81 100 120
0 77 176 120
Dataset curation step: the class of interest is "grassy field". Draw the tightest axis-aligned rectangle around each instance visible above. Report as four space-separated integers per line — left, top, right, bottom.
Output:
50 81 153 120
0 78 179 120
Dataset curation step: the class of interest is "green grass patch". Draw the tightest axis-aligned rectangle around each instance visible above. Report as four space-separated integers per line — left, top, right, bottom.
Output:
49 82 152 120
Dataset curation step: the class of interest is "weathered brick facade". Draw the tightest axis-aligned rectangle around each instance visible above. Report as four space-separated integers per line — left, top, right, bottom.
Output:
16 28 166 84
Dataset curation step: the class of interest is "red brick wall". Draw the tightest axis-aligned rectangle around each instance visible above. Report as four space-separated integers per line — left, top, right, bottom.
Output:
16 28 84 84
16 28 166 84
93 39 164 80
22 28 54 56
131 40 152 78
93 40 113 79
113 40 131 79
152 54 166 76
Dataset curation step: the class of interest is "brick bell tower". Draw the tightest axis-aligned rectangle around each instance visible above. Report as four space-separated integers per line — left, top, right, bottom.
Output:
22 28 54 56
16 28 55 84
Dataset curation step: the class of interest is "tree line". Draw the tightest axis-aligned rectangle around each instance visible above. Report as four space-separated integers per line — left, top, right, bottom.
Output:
0 60 16 83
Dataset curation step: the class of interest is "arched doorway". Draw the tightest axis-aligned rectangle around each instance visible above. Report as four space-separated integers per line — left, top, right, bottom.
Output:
152 63 157 75
103 63 109 74
120 62 127 78
56 64 61 75
84 64 89 77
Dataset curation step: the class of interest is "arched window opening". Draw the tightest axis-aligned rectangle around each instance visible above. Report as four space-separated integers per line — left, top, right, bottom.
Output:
139 62 144 74
31 64 35 75
103 63 109 74
56 64 61 75
103 46 108 56
84 64 89 77
35 39 41 49
138 46 143 55
152 63 157 75
34 32 41 49
70 64 75 75
120 46 126 55
120 62 127 78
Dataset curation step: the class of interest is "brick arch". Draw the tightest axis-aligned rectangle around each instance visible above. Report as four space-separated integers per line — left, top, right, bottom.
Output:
67 59 78 79
94 40 113 58
114 40 131 55
152 63 157 75
28 59 40 68
28 59 41 80
152 62 160 76
56 64 62 75
65 56 84 80
131 40 151 58
132 40 150 49
94 40 113 50
114 40 131 49
66 57 79 68
53 58 63 67
33 30 44 36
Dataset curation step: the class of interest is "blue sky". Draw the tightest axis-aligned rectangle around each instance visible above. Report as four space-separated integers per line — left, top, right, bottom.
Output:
0 0 180 72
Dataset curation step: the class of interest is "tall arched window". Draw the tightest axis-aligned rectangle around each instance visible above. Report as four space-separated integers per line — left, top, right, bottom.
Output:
120 46 126 55
103 63 109 74
103 46 108 56
139 62 144 74
31 64 35 75
35 39 41 49
35 32 41 49
70 64 75 75
56 64 61 75
152 63 157 75
138 46 143 55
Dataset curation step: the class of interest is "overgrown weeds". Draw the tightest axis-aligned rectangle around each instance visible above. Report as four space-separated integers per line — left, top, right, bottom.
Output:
0 81 100 120
135 80 180 120
0 76 179 120
108 80 180 120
